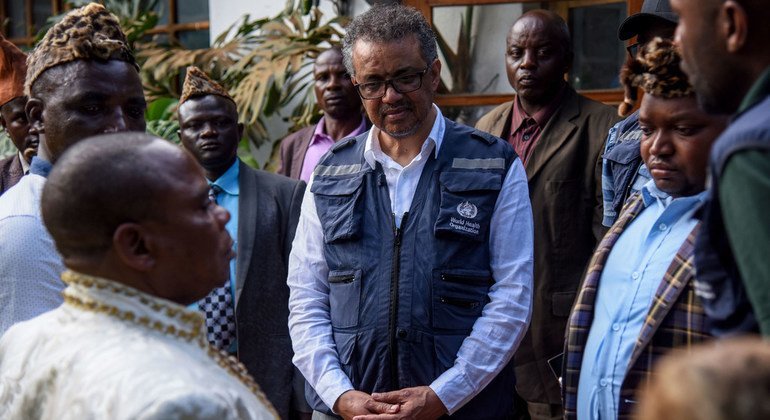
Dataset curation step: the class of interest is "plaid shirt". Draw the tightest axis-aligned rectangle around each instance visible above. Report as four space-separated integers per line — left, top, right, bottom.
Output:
562 194 712 419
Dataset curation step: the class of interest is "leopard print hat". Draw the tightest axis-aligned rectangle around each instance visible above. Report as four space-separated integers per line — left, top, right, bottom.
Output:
24 2 137 96
179 66 233 105
618 37 694 117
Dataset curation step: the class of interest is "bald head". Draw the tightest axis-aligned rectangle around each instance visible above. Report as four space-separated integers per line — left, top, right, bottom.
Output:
511 10 572 60
313 46 361 121
41 133 189 260
506 10 572 111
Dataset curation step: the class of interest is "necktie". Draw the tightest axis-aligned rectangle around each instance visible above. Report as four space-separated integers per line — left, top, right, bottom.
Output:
208 184 222 204
199 184 237 351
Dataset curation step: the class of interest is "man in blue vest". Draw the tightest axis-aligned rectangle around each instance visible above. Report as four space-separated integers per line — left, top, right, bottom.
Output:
671 0 770 335
287 4 534 420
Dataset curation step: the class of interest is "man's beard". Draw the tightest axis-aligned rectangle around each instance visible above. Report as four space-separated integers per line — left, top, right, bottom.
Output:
694 79 741 116
382 123 420 139
378 102 420 139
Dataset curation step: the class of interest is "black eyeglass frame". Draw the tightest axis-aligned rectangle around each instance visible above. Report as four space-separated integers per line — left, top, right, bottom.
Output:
626 42 641 58
352 66 431 100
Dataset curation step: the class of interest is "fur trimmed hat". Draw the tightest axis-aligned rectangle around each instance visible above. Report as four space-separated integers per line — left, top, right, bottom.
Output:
0 34 27 107
179 66 233 104
25 2 137 96
618 37 693 117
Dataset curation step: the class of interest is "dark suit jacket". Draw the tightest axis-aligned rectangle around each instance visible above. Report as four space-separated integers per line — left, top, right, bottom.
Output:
234 161 306 419
476 87 619 407
277 126 316 180
0 153 23 195
562 195 711 420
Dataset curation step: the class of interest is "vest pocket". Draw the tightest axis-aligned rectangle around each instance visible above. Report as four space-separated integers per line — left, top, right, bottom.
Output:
328 269 362 328
434 171 503 242
433 334 465 372
311 174 365 243
333 331 357 384
432 269 491 331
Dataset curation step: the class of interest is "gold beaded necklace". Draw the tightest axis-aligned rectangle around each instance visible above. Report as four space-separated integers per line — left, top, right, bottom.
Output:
61 270 279 419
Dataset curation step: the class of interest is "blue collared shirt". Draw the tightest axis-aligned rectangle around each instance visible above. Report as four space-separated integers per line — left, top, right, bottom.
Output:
194 159 239 352
578 180 706 419
209 159 240 297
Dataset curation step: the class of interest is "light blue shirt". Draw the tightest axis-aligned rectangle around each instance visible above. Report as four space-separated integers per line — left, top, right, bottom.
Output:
209 159 240 304
192 160 239 353
577 180 706 419
288 106 534 413
0 159 65 336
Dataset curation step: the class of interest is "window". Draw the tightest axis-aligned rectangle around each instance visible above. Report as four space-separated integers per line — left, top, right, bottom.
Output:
0 0 210 50
403 0 644 124
147 0 210 49
0 0 64 48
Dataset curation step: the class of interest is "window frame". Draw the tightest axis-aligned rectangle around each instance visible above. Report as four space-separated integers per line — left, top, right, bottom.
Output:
0 0 65 47
0 0 210 48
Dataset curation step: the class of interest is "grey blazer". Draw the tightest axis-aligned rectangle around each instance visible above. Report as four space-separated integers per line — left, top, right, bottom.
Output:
234 161 306 419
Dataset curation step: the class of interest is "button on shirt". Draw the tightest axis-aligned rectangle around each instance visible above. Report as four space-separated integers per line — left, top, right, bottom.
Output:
287 105 534 414
299 116 368 183
509 83 566 166
577 180 707 419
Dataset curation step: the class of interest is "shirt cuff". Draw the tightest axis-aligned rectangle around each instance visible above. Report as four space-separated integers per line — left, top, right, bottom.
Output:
315 368 355 413
429 366 475 415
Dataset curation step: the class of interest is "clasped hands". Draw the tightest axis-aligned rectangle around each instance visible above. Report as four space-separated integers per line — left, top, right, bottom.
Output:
333 386 447 420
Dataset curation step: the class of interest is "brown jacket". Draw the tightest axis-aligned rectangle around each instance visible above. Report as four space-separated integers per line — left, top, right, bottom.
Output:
476 86 619 407
276 125 315 180
0 153 23 195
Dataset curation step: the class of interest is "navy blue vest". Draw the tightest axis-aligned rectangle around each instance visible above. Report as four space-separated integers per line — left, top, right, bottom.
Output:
308 119 518 418
695 95 770 335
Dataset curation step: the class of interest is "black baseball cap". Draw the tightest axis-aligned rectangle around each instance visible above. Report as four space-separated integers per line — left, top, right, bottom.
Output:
618 0 678 41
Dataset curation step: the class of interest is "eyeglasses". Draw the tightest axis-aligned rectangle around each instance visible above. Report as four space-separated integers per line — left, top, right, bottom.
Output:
626 42 641 58
353 66 430 100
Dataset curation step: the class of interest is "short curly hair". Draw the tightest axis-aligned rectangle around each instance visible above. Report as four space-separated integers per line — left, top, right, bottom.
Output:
342 4 438 76
618 37 693 117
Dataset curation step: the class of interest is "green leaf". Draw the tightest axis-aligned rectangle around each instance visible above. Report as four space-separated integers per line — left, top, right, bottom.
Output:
146 119 180 144
145 97 179 121
0 130 16 159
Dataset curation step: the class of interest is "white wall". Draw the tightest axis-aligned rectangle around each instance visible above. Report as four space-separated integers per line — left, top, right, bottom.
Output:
208 0 365 43
207 0 371 167
432 4 527 96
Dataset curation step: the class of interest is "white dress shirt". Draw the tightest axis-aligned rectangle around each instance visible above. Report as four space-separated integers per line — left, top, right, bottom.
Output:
0 174 65 336
287 106 534 414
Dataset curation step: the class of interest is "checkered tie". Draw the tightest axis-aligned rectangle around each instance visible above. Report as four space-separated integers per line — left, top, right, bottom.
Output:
199 185 236 351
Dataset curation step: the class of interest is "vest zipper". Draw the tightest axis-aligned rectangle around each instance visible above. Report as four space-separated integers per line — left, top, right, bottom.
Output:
389 211 408 388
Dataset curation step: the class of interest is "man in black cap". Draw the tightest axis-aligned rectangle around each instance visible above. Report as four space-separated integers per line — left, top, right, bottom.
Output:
601 0 678 227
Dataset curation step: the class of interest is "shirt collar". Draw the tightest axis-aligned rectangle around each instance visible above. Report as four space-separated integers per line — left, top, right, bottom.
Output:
311 115 369 146
363 104 444 170
511 82 567 133
641 178 708 208
18 151 30 174
737 65 770 114
29 156 52 177
209 159 239 196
